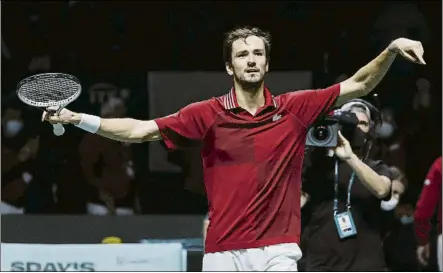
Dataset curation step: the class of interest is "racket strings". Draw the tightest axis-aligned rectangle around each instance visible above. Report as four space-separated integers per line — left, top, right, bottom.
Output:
18 78 80 104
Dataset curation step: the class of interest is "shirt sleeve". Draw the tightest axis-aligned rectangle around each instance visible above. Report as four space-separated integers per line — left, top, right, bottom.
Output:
154 100 214 150
284 84 340 128
414 157 442 245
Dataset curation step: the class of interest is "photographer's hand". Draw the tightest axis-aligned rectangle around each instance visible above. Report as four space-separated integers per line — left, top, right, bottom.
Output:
337 130 391 198
333 131 354 160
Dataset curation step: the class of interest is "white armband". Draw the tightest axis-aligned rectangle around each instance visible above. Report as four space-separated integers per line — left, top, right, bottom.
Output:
75 114 101 134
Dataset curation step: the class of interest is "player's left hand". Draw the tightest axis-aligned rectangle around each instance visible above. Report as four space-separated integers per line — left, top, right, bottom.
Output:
333 131 354 160
389 38 426 65
417 243 430 266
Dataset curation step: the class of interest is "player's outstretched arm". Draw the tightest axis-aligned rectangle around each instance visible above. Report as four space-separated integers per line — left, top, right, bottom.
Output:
336 38 426 106
42 107 162 143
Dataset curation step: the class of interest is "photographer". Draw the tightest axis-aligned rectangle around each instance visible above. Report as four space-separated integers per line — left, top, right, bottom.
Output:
301 100 393 271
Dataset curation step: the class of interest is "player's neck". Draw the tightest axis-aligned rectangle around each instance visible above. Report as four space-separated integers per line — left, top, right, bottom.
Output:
233 81 265 115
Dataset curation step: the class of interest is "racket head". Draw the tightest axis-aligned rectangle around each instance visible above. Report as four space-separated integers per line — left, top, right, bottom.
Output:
16 73 82 108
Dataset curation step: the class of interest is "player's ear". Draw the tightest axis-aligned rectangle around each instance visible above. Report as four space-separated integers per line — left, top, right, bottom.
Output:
225 62 234 76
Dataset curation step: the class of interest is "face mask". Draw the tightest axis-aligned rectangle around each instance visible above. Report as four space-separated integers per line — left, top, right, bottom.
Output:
400 215 414 225
377 122 394 139
4 120 24 137
350 128 368 148
380 197 399 211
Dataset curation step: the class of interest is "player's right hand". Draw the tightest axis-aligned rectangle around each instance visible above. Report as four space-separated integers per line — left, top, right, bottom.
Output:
42 107 81 125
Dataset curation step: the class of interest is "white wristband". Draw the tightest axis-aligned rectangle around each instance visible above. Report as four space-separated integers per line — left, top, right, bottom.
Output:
75 114 101 134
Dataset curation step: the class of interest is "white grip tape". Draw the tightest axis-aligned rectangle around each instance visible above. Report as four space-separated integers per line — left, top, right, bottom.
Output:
52 123 65 136
75 114 101 134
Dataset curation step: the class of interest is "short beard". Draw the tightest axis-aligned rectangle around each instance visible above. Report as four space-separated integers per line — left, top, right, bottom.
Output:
234 73 264 93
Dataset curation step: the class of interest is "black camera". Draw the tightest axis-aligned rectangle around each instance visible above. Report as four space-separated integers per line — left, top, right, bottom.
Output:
306 111 359 147
305 117 340 147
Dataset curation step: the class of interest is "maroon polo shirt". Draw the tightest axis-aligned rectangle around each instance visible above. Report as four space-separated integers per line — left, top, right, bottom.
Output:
155 84 340 253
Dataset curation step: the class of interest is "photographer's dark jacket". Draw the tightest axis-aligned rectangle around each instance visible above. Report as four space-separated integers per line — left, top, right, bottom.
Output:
301 148 392 271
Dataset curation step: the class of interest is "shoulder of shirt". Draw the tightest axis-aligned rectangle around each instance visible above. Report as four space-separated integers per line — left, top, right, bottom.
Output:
180 98 224 120
275 88 325 99
272 89 319 107
185 98 220 110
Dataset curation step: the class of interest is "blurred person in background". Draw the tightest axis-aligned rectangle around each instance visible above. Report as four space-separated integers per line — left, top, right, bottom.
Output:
1 101 40 213
383 202 420 271
380 167 415 271
412 77 431 112
414 156 442 271
374 107 407 170
409 77 434 137
380 166 407 219
406 78 440 193
79 97 137 215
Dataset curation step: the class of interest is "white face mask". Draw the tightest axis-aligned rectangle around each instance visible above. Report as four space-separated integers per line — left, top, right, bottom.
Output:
380 197 399 211
4 120 24 137
376 122 394 139
400 215 414 225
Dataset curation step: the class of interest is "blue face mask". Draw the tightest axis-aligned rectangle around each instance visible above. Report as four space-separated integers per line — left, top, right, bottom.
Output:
4 120 24 137
400 215 414 225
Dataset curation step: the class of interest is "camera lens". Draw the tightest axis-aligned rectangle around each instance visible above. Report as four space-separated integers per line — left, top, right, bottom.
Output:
313 126 330 141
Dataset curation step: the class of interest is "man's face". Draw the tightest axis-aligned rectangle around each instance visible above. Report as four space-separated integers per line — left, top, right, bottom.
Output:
226 36 269 87
353 110 370 133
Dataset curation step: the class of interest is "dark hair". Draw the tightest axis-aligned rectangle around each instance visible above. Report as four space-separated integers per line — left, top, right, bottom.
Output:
389 166 408 189
223 26 271 65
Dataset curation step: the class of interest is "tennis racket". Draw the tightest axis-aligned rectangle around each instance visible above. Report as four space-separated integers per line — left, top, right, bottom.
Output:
16 73 82 136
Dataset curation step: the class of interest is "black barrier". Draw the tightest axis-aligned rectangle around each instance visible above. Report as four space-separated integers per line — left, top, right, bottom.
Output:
1 215 205 244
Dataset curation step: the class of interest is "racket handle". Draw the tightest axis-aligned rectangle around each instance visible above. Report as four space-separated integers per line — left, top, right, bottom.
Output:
52 123 65 136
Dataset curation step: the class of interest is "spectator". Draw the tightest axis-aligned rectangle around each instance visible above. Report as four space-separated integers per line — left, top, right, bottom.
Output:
380 166 413 271
1 102 40 214
80 98 137 215
412 77 431 112
374 107 407 170
381 166 407 214
383 203 420 271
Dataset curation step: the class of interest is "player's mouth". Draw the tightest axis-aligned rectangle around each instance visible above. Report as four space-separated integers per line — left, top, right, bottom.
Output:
245 68 260 73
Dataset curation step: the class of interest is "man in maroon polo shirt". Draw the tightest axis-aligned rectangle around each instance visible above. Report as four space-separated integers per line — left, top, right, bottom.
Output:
414 156 442 271
44 27 425 271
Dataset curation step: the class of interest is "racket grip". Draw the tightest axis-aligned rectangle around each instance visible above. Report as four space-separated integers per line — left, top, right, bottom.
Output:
52 123 65 136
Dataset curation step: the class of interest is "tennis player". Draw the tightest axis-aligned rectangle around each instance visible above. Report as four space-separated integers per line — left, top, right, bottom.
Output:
44 27 425 271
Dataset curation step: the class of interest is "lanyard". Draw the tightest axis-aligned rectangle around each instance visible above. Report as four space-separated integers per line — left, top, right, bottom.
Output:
333 158 356 216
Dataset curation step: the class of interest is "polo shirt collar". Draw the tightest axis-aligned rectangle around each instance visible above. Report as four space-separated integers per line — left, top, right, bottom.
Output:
223 86 278 110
